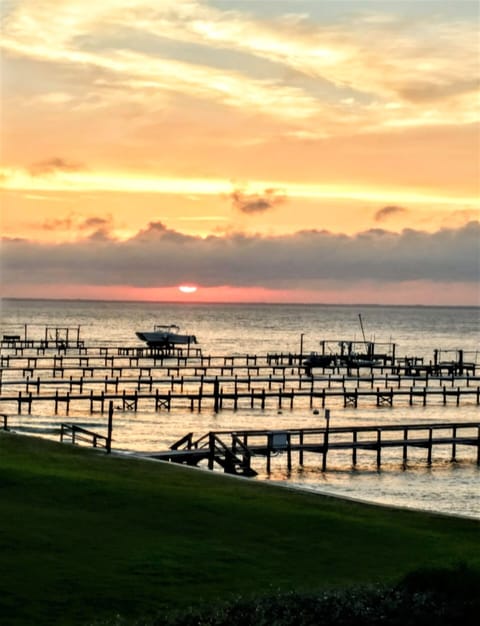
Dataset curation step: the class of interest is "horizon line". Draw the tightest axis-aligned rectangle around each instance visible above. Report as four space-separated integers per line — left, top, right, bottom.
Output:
1 296 478 309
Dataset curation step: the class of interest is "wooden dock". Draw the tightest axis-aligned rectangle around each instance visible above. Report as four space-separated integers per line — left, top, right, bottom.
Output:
2 338 479 473
1 341 479 415
152 421 480 475
1 378 478 415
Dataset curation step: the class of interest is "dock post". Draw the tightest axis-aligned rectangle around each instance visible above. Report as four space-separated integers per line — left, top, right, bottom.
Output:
427 428 433 465
299 430 304 465
403 428 408 465
477 426 480 465
451 426 457 461
106 400 113 454
376 429 381 468
352 430 357 466
322 409 330 472
213 378 220 413
208 432 215 470
287 433 292 471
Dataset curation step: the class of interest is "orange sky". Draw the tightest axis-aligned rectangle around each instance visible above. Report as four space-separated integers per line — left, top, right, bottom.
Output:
1 1 479 304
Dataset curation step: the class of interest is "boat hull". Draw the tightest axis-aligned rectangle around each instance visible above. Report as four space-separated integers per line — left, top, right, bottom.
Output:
136 331 197 347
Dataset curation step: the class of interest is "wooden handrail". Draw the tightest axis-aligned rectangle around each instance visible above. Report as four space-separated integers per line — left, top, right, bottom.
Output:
170 432 193 450
60 423 109 449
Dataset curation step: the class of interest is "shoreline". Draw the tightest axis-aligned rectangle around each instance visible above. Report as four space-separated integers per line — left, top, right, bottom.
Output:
120 449 480 522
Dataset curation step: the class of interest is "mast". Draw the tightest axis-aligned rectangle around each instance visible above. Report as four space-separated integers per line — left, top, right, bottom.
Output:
358 313 367 346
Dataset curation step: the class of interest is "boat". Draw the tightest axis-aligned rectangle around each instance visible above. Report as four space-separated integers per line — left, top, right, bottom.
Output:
136 324 197 348
303 353 335 376
303 353 335 368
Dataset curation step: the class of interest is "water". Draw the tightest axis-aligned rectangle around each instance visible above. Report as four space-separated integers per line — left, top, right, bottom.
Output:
1 298 479 519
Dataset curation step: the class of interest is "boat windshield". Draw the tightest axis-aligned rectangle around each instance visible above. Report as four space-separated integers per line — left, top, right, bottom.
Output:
153 324 180 333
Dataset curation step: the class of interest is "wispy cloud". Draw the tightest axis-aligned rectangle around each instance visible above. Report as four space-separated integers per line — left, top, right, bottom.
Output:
39 213 113 233
231 188 286 214
2 0 477 131
29 157 85 176
1 166 477 208
374 205 408 222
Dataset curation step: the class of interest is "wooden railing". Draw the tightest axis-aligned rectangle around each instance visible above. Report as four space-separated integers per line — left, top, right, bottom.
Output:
60 423 110 451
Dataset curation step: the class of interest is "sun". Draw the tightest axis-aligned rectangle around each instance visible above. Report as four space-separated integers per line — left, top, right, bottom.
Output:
178 285 198 294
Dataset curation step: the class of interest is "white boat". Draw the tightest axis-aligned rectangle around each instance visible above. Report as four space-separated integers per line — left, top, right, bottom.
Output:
136 324 197 347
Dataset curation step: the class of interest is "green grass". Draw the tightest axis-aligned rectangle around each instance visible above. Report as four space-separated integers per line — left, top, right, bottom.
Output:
0 432 479 626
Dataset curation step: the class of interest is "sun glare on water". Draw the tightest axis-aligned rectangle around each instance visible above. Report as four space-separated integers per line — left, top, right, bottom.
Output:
178 285 198 293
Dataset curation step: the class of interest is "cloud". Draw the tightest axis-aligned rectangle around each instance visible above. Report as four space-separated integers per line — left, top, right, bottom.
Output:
41 216 75 231
231 188 286 214
1 221 478 290
39 213 113 232
374 205 408 222
29 157 85 176
79 216 112 230
2 1 477 131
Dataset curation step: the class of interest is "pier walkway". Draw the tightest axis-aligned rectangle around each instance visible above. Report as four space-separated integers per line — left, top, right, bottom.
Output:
149 421 480 475
1 342 479 414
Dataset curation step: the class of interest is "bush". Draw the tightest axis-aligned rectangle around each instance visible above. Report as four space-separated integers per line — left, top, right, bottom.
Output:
95 565 480 626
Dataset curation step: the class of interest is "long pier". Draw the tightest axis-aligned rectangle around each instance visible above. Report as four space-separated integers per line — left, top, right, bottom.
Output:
0 357 480 415
1 335 478 419
2 383 479 415
148 421 480 475
1 344 479 414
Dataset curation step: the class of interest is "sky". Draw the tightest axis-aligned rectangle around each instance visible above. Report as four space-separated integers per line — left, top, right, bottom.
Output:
1 0 479 305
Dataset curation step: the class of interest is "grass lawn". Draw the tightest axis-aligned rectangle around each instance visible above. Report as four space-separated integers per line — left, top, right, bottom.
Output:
0 432 478 626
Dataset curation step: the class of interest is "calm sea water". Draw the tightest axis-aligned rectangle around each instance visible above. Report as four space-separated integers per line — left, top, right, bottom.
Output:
1 298 479 519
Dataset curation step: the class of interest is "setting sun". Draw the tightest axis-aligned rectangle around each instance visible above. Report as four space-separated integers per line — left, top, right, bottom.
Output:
178 285 198 294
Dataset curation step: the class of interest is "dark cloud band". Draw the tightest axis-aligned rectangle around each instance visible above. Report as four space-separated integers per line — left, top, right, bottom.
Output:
1 221 478 289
